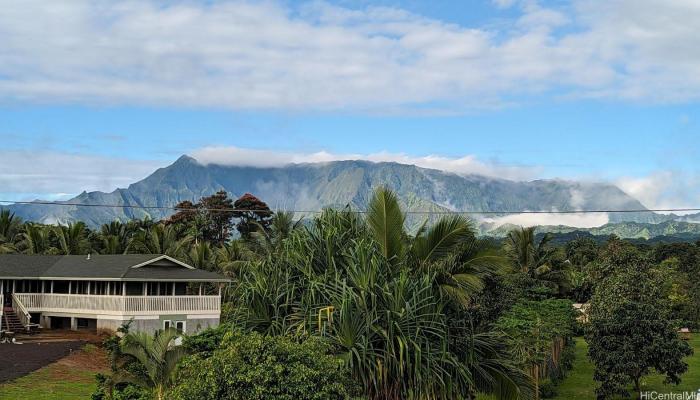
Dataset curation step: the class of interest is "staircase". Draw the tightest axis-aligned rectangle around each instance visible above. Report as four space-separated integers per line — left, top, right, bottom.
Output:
1 306 25 333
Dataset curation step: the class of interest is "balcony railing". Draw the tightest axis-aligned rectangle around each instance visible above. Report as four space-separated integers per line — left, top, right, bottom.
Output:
14 293 220 316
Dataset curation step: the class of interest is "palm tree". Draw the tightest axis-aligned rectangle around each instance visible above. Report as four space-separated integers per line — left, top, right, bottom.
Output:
247 210 303 256
117 328 188 400
127 224 189 257
0 210 21 253
0 209 20 235
230 188 531 399
367 188 504 308
16 223 53 254
185 241 213 270
215 240 255 278
504 227 570 294
53 222 91 255
99 221 132 254
504 227 555 276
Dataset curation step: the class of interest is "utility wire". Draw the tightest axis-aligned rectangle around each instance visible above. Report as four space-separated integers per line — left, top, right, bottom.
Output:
1 199 699 215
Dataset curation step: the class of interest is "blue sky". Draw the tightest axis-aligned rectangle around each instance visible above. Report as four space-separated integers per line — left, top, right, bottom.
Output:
0 0 698 212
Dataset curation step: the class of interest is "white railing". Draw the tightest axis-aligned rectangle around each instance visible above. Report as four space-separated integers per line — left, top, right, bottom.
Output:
14 294 220 316
11 293 31 327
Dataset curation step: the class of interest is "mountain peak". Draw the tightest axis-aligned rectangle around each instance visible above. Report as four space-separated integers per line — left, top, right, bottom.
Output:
175 154 198 164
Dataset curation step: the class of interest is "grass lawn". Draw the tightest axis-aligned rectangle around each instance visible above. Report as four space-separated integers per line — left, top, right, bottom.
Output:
0 344 108 400
553 335 700 399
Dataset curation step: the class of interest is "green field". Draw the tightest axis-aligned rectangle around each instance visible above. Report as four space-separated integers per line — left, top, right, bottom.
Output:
553 335 700 400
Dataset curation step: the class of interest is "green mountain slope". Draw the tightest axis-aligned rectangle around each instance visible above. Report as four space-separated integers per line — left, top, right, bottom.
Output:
4 155 681 231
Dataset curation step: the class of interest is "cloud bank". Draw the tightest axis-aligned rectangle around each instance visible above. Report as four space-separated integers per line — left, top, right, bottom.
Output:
485 212 610 229
616 172 700 214
190 146 540 181
0 150 162 201
0 0 699 111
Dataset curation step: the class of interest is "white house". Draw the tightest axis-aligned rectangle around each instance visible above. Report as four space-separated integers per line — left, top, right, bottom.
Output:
0 254 229 334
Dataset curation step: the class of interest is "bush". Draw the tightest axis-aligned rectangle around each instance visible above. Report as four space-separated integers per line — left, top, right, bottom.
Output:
182 323 229 357
169 331 359 400
92 374 152 400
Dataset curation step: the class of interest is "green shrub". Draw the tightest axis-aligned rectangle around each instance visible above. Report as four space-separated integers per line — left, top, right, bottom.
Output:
92 374 152 400
182 323 229 357
169 331 358 400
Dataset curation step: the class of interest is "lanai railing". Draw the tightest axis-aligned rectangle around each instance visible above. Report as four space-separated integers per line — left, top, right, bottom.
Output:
14 293 220 316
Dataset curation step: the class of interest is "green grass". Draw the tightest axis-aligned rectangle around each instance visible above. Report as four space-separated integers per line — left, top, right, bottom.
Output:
553 335 700 400
0 345 107 400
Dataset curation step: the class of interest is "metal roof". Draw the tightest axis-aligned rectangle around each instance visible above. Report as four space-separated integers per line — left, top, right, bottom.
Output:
0 254 229 282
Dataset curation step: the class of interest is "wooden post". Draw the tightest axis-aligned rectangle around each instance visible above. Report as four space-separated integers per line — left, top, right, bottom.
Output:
68 281 72 294
122 282 126 296
172 282 176 296
51 281 54 293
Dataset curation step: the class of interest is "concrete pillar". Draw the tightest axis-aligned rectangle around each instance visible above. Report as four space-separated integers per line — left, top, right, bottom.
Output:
70 317 78 331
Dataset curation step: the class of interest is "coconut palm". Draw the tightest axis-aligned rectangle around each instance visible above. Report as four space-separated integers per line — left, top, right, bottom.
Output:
117 328 188 400
16 223 53 254
0 210 21 252
215 240 256 278
127 224 189 257
99 221 132 254
53 222 91 255
185 241 214 270
504 227 556 276
247 210 303 256
504 227 571 295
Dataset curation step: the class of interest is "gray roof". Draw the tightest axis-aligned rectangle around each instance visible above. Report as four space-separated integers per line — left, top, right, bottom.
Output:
0 254 229 282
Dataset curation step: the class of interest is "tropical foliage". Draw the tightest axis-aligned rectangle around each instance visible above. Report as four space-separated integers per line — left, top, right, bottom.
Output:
171 331 358 400
3 187 697 400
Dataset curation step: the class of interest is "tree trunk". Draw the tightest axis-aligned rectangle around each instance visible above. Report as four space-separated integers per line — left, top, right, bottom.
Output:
634 376 641 400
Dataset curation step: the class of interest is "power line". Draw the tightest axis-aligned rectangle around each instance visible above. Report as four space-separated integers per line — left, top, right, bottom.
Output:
1 199 699 215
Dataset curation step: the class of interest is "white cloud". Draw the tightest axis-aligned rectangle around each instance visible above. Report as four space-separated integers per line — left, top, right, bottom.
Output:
0 150 163 201
190 146 541 181
616 171 700 214
0 0 698 111
485 212 609 228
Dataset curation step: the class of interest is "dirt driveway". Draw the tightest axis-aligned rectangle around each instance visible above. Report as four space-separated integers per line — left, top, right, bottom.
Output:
0 341 85 383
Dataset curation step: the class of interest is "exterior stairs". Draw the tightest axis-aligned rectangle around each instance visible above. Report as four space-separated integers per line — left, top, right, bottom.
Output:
2 306 25 333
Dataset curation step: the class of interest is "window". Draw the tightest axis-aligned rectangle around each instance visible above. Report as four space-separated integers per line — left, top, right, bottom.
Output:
163 320 172 330
175 321 186 334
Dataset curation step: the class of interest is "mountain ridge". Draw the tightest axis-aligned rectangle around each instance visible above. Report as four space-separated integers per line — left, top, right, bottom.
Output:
4 155 695 237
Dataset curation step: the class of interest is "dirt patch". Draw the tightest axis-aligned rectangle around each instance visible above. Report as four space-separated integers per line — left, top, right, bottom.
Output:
0 341 86 383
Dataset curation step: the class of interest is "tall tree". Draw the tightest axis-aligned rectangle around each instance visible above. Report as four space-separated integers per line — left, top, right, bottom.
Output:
587 245 692 399
166 191 235 245
232 193 273 239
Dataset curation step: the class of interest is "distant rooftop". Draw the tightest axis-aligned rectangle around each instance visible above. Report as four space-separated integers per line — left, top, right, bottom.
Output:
0 254 229 282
